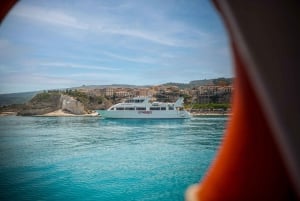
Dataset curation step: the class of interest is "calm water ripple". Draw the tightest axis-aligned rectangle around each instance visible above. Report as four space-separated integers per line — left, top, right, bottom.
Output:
0 116 228 201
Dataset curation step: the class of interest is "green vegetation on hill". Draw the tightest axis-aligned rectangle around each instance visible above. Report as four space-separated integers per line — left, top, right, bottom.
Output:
186 103 231 110
64 90 89 104
29 91 61 107
162 82 189 89
32 91 58 102
190 77 233 86
163 78 233 89
212 77 233 86
64 89 105 109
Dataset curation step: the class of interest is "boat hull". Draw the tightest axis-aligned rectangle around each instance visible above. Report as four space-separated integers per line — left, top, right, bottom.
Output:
98 110 191 119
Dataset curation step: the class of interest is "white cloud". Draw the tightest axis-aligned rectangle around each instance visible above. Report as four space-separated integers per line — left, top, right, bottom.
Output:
101 51 155 64
11 4 87 30
39 62 120 71
99 28 179 46
9 3 210 48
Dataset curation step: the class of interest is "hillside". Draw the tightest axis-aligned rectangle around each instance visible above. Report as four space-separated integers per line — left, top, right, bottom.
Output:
189 77 233 86
0 78 234 107
0 91 38 106
163 77 233 88
18 91 62 116
75 78 233 90
74 84 147 89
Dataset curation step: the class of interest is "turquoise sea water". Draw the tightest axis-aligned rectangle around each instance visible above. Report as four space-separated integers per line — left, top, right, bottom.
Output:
0 116 227 201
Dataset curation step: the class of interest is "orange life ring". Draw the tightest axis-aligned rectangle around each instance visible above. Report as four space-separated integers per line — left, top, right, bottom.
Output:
186 1 300 200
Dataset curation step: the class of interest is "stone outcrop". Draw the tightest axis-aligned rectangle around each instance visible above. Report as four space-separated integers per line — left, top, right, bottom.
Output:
18 92 88 116
60 95 87 115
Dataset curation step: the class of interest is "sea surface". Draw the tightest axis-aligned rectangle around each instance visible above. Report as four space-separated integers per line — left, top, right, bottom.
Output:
0 116 228 201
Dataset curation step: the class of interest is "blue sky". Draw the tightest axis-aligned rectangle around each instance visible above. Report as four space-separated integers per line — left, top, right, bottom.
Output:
0 0 232 94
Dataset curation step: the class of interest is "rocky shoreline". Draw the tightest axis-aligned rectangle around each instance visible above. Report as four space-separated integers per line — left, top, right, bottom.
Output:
36 109 99 117
0 112 18 116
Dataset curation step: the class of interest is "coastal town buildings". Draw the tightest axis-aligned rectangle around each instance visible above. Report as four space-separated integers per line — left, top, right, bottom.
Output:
76 83 233 105
195 85 233 104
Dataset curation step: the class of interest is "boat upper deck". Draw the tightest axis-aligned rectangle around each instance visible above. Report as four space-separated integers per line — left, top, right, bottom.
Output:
107 96 185 111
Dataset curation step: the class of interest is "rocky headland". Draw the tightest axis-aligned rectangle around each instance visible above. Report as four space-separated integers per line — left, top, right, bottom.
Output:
2 91 100 116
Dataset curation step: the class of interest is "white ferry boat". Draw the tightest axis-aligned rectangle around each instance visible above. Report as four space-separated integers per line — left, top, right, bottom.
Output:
99 96 191 119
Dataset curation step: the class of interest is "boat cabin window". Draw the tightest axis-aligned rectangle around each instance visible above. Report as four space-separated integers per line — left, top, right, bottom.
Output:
150 107 160 110
136 107 146 110
168 106 174 110
152 102 159 106
136 99 144 103
125 107 135 110
116 107 124 110
125 99 144 103
161 107 166 110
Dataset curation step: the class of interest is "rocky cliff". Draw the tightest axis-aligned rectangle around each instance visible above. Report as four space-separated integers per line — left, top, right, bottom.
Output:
18 92 88 116
60 95 87 115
